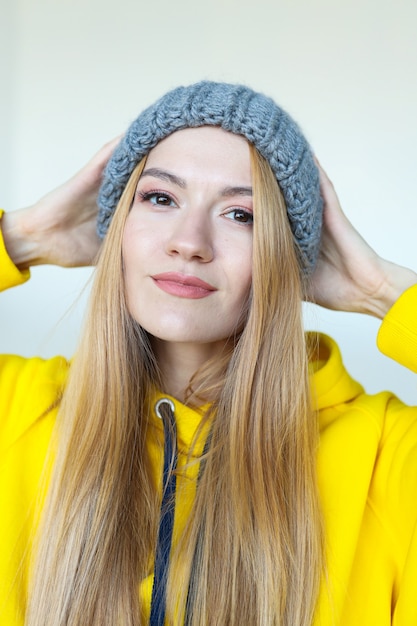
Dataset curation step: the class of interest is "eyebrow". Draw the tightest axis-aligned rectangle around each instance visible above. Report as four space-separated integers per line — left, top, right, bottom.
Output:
141 168 186 188
140 167 252 197
220 186 252 197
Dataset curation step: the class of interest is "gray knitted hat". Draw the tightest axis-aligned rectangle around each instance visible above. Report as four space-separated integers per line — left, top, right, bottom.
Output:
97 81 322 272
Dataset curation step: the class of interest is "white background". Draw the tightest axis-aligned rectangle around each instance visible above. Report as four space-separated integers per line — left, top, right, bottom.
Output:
1 0 416 403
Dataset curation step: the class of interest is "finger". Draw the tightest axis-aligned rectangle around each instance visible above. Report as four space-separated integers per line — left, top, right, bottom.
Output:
70 136 123 189
84 135 123 171
96 135 123 161
314 160 338 202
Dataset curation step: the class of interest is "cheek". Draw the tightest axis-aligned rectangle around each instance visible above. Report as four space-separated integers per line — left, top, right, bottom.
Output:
121 225 150 313
224 259 252 325
230 244 253 299
122 217 158 274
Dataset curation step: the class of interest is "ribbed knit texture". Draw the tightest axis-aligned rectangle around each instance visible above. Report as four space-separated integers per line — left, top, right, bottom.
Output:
97 81 322 272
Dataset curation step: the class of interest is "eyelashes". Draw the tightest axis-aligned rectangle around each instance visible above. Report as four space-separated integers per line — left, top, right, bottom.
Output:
136 190 177 207
135 188 253 225
223 208 253 225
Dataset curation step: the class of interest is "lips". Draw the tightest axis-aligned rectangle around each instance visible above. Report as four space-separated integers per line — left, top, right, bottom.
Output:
151 272 217 299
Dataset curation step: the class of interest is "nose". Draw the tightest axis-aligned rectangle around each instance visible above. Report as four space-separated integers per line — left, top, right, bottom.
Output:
165 212 214 262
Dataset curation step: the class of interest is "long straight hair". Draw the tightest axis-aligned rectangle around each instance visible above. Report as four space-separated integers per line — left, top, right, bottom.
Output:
27 142 324 625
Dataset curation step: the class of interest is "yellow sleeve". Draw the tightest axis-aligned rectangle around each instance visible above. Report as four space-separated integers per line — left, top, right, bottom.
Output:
0 353 68 451
393 519 417 624
0 209 30 291
0 352 67 626
383 395 417 623
377 284 417 373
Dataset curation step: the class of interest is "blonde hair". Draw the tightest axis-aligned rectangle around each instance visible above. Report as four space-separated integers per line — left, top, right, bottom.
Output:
27 143 324 625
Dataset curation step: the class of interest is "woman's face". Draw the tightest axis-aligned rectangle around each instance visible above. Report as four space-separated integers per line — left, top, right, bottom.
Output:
122 126 253 353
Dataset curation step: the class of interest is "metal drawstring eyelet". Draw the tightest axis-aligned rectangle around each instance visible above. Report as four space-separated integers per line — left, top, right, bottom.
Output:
154 397 175 419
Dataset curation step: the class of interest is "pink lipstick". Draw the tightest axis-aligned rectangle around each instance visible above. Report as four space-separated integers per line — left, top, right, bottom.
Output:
151 272 216 299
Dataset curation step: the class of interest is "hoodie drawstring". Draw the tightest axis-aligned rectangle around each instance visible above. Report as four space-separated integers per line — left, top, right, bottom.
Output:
149 398 178 626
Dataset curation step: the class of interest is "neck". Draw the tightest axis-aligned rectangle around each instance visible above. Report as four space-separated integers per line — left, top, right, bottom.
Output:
152 339 227 403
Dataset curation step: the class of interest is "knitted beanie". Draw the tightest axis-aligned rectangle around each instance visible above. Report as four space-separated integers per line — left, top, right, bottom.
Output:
97 81 322 272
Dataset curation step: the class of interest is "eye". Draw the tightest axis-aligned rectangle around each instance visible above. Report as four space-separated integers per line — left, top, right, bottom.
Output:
137 191 177 207
224 208 253 225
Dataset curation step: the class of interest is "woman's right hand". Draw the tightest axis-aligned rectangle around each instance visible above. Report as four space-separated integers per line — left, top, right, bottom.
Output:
1 138 119 270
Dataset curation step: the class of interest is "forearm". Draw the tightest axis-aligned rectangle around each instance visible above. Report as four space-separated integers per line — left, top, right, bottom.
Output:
0 210 30 291
0 140 119 272
1 209 45 271
368 258 417 320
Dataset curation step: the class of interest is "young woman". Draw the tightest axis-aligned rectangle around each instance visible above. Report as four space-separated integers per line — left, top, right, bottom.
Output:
1 81 417 626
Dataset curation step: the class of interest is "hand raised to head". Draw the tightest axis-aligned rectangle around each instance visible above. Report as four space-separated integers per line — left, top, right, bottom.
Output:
309 161 417 319
2 137 120 269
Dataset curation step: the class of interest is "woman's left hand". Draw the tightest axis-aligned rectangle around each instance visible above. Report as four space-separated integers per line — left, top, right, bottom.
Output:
309 162 417 319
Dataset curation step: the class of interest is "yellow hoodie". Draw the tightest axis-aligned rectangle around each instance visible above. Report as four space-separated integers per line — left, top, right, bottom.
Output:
1 212 417 625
